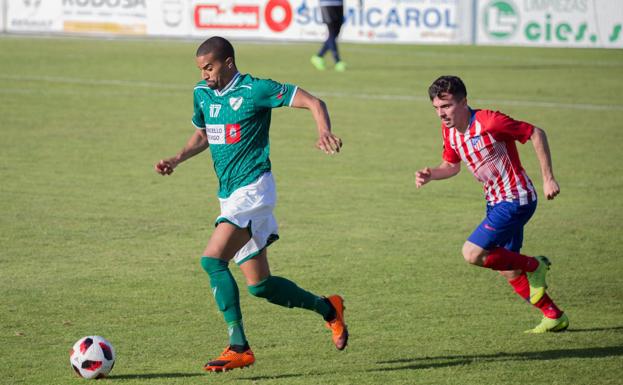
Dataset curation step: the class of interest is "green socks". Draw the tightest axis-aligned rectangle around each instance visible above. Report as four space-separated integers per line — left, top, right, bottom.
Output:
248 275 332 319
200 256 247 347
201 257 333 346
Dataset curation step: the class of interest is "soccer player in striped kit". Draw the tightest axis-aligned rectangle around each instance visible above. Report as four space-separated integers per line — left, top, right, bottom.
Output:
155 36 347 372
415 76 569 333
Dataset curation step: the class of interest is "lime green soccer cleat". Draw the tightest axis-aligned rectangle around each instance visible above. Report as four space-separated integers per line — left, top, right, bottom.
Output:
310 55 326 70
526 256 551 305
524 313 569 334
334 61 347 72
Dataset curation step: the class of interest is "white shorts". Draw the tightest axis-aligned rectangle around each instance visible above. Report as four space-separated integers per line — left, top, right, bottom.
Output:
215 172 279 265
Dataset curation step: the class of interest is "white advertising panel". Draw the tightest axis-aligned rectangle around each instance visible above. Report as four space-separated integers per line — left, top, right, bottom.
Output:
61 0 148 35
476 0 623 48
146 0 191 36
340 0 463 44
1 0 5 31
6 0 63 32
189 0 302 39
189 0 463 44
3 0 623 48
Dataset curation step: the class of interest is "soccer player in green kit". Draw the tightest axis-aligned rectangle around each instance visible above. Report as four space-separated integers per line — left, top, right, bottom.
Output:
154 36 346 372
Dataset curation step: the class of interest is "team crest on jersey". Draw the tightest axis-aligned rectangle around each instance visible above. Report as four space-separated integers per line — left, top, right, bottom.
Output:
471 135 487 151
229 97 243 111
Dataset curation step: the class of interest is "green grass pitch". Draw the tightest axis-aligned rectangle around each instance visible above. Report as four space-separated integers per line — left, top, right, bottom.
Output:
1 35 622 385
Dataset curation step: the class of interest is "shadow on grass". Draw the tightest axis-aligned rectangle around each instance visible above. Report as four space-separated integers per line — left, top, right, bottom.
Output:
239 373 308 381
110 371 308 381
372 345 623 372
109 372 205 380
565 326 623 333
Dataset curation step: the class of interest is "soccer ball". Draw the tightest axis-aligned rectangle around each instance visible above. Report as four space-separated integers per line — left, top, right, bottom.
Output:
69 336 116 379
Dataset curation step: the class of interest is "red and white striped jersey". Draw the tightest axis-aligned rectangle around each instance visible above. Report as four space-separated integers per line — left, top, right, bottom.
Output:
441 109 537 205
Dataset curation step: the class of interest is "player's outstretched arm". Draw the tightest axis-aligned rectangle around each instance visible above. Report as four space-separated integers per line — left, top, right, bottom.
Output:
155 129 209 175
290 88 342 154
415 161 460 188
530 126 560 200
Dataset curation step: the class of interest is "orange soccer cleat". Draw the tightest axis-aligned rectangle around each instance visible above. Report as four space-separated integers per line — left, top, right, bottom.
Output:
203 345 255 372
325 295 349 350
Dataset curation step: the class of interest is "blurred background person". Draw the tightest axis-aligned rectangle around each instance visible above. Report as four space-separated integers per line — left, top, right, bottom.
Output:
311 0 347 72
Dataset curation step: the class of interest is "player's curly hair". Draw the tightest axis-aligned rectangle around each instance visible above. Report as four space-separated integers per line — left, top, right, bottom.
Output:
196 36 235 64
428 75 467 101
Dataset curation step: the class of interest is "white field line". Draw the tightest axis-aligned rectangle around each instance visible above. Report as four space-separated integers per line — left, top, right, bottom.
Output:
313 91 623 112
1 74 622 111
344 46 623 68
0 74 189 90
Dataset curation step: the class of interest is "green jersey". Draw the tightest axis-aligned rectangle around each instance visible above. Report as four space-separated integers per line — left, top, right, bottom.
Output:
191 73 298 198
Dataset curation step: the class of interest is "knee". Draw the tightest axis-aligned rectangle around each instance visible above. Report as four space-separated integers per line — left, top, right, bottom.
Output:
461 243 486 266
248 277 273 299
201 256 228 275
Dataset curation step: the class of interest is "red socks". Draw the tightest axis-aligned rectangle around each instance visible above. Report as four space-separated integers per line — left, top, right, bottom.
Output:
508 273 530 299
535 294 563 319
508 273 563 319
483 247 539 272
479 248 563 319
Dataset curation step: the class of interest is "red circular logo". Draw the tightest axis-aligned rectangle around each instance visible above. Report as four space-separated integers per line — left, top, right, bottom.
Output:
265 0 292 32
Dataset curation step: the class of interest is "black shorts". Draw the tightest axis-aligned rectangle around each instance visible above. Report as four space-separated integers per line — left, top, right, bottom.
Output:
321 6 344 25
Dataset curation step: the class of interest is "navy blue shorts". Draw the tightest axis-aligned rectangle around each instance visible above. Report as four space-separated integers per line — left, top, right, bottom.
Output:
467 200 537 252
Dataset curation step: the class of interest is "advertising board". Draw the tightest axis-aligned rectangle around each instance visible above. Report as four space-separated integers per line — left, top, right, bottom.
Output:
146 0 191 36
61 0 148 35
189 0 464 44
476 0 623 48
3 0 622 48
0 0 5 32
6 0 62 33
